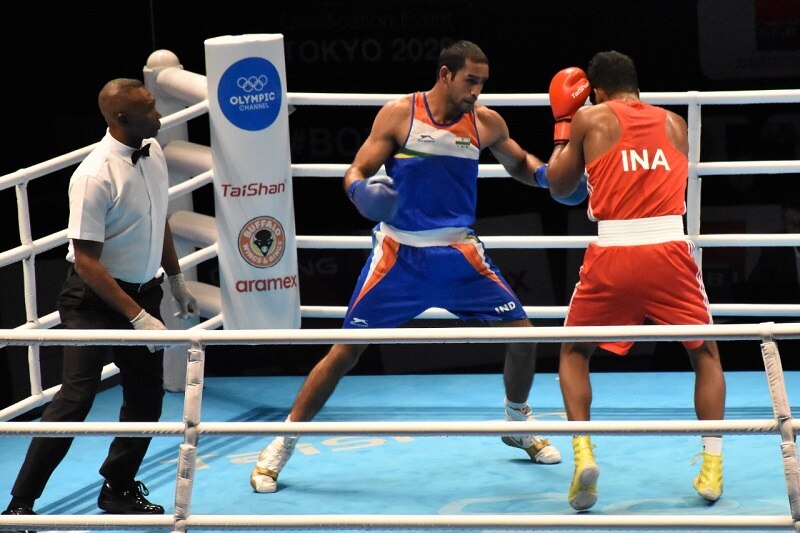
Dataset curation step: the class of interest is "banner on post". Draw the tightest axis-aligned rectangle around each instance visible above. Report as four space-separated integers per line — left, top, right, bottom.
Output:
204 34 301 329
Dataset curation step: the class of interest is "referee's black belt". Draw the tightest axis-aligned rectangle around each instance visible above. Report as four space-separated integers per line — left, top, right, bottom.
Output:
115 274 164 293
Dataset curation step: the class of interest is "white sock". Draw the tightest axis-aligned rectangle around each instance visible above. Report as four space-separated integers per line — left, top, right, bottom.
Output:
702 436 722 455
283 415 298 444
504 398 529 411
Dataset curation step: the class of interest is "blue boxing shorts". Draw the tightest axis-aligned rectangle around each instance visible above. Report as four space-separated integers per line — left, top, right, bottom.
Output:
342 225 527 329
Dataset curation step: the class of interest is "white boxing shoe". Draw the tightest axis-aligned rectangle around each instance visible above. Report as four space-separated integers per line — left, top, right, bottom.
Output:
250 436 297 493
502 402 562 464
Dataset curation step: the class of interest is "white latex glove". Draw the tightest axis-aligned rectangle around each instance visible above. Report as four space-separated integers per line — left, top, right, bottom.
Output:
168 273 199 319
130 309 167 353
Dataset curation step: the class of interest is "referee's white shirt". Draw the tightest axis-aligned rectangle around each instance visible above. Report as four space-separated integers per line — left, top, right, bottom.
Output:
66 130 168 284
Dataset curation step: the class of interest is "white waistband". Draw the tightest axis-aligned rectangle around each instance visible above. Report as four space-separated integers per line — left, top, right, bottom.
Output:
597 215 686 246
379 222 469 247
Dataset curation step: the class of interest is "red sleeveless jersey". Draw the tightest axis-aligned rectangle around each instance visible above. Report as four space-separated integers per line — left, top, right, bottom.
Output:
585 100 688 221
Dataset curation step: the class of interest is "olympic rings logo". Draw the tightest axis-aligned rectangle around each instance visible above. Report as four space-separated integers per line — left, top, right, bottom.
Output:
237 75 269 93
218 57 282 131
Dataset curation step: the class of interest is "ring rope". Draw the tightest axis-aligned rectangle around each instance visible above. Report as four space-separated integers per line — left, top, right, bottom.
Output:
1 512 794 531
1 321 800 345
284 88 800 106
0 419 796 438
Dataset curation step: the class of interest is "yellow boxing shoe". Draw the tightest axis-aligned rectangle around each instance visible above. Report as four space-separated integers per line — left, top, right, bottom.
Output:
568 435 599 511
692 451 723 502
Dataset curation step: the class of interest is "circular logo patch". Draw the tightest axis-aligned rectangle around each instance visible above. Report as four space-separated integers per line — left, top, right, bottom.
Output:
218 57 282 131
238 216 286 268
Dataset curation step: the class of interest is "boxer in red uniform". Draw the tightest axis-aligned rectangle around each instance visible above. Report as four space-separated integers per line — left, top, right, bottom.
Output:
545 51 726 511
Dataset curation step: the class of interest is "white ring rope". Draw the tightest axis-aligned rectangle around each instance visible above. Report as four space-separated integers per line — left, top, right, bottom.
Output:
1 54 799 532
293 233 800 249
286 88 800 106
1 513 794 531
0 419 797 438
292 160 800 177
0 321 800 346
299 303 800 319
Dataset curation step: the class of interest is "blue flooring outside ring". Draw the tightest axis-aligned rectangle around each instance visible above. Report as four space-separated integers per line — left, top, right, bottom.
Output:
0 371 797 532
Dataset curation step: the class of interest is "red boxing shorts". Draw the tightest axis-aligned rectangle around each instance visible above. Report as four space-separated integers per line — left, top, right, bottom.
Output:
564 240 712 355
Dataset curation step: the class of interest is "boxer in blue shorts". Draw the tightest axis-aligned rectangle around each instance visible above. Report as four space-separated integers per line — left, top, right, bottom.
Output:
251 40 588 493
344 228 526 329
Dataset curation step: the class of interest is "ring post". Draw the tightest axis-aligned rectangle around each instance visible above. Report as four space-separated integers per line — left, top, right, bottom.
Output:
204 34 301 329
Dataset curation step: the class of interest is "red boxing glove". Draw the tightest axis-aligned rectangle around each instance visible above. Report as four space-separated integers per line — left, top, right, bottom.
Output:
549 67 591 144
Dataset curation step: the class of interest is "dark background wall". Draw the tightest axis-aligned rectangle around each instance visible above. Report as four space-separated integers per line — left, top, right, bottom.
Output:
0 1 799 407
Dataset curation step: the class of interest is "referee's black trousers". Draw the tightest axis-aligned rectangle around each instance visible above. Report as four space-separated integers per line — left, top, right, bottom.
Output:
11 267 166 500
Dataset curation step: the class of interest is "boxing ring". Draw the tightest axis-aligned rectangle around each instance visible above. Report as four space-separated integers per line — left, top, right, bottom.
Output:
0 47 800 531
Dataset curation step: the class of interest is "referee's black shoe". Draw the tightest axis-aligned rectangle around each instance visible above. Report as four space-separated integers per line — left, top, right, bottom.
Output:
97 480 164 514
1 505 36 533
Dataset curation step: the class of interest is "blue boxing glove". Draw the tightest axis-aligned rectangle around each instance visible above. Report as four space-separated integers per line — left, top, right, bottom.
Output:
534 164 588 206
534 165 550 189
347 176 399 221
553 173 588 206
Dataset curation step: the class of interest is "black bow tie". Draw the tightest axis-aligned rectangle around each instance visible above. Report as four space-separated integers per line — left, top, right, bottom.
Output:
131 143 151 164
